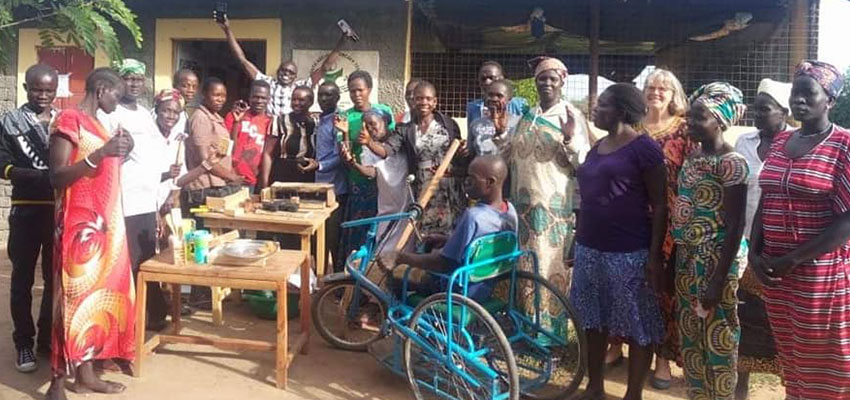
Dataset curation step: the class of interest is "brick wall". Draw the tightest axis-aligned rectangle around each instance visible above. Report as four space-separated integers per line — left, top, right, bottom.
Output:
0 46 17 246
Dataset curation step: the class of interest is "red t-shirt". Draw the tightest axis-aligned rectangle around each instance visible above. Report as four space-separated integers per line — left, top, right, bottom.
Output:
224 110 273 185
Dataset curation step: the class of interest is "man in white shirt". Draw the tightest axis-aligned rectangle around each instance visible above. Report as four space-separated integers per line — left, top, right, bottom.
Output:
218 15 350 116
103 59 170 330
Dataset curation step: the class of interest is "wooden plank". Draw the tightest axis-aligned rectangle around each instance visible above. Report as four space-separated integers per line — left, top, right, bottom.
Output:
206 187 250 211
170 283 182 335
143 335 161 355
141 250 306 282
395 139 461 251
287 332 309 366
316 220 326 278
158 334 275 352
134 272 148 377
299 255 311 355
276 281 288 389
589 0 600 112
140 273 279 291
211 286 229 326
200 216 315 235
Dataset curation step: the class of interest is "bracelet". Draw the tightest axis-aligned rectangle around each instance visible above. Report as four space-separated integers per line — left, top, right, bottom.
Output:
84 156 98 169
201 160 213 171
3 165 13 179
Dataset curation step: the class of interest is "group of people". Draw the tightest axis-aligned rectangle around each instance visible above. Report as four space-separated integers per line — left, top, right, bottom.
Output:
2 16 849 400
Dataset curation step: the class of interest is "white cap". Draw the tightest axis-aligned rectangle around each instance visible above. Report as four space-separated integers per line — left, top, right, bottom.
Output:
757 78 792 111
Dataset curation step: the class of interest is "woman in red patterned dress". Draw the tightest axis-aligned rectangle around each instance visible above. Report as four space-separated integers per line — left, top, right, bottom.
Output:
750 60 850 400
46 67 135 400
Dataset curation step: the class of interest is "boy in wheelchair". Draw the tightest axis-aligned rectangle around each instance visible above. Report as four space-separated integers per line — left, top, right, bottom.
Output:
381 154 517 301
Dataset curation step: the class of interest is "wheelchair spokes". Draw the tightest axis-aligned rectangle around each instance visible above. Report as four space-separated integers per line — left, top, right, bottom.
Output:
490 271 586 400
312 279 388 351
404 294 519 400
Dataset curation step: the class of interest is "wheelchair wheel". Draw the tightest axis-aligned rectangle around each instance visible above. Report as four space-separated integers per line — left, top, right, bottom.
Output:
403 293 519 400
490 271 586 400
312 278 387 351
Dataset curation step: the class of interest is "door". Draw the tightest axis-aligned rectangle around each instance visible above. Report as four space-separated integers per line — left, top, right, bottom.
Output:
37 47 94 109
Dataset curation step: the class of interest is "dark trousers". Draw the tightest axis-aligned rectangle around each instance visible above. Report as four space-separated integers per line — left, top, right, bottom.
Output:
9 205 53 351
125 213 168 323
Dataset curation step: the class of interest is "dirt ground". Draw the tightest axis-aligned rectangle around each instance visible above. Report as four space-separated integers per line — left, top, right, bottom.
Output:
0 256 784 400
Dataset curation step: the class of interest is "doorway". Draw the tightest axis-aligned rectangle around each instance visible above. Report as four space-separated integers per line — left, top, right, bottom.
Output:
174 40 266 110
153 18 282 107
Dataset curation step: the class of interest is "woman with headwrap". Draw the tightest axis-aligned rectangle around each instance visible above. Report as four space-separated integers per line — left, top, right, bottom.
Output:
672 82 749 399
749 60 850 399
509 57 592 295
153 89 226 213
733 78 790 399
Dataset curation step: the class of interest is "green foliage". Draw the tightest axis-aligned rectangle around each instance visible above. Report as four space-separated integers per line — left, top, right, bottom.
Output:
831 67 850 128
0 0 142 66
514 77 539 108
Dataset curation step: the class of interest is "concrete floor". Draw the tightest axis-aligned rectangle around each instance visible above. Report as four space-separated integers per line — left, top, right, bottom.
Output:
0 255 783 400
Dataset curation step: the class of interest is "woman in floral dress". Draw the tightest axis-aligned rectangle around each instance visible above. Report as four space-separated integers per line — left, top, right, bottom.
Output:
673 82 748 400
382 81 463 239
510 57 592 294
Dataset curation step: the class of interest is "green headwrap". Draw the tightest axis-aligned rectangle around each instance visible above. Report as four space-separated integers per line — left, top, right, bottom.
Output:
114 58 146 77
688 82 746 130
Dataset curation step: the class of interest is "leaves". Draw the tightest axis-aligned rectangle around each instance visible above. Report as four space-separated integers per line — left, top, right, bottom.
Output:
0 0 143 66
830 67 850 129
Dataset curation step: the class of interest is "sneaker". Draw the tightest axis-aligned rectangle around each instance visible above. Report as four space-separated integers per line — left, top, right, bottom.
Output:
15 348 37 373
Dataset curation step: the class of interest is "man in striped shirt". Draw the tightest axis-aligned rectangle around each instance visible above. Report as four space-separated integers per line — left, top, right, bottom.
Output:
0 64 57 373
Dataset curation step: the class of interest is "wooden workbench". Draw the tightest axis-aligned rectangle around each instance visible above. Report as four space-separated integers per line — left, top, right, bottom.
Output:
135 249 310 389
196 204 336 277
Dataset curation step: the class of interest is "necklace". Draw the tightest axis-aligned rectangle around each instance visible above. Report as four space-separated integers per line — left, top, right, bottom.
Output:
798 123 833 138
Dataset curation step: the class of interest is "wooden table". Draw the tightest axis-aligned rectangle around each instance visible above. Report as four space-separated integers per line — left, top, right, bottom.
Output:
135 250 311 389
196 205 336 277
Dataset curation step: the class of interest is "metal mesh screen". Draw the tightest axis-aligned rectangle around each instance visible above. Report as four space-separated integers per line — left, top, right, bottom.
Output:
411 1 820 125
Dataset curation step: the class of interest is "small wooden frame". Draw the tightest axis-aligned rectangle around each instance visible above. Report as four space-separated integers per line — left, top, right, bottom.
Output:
261 182 336 208
135 249 311 390
206 188 250 212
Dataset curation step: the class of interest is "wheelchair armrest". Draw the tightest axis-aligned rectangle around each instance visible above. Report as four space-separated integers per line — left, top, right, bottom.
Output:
340 211 414 229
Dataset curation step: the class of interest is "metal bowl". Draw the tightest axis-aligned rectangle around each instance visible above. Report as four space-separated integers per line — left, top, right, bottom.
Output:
220 240 279 261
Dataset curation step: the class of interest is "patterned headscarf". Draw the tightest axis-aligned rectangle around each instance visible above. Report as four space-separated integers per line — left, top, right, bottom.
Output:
689 82 747 129
794 60 844 99
533 57 568 80
154 89 185 110
114 58 146 77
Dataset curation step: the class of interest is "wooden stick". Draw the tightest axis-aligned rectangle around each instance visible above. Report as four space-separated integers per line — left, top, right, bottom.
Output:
394 139 461 251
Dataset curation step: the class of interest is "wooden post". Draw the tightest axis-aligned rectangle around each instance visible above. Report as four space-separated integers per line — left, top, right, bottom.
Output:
788 0 810 79
589 0 601 112
403 0 414 83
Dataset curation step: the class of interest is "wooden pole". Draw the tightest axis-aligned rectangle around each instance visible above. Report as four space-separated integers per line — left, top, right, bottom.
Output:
588 0 601 112
403 0 414 84
394 139 461 251
788 0 810 79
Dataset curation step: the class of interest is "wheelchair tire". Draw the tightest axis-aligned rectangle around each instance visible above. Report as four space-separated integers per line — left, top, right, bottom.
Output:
403 293 520 400
312 278 387 352
490 271 587 400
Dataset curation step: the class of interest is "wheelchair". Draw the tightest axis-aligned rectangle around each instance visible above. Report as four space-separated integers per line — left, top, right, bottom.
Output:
312 210 586 400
